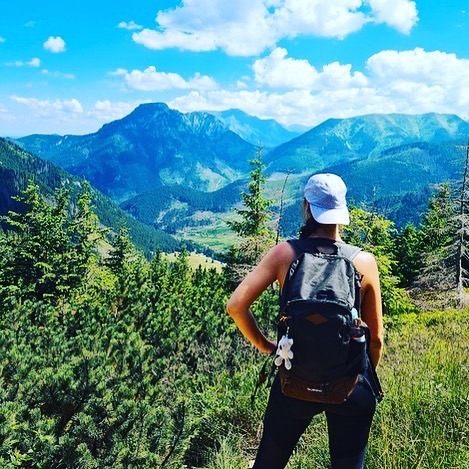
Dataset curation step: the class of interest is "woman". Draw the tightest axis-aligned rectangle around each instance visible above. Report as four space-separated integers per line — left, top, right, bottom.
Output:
226 173 383 469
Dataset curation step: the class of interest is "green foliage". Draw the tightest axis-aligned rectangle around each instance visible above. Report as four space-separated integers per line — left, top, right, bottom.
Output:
206 310 469 469
343 207 416 315
227 153 272 239
419 183 456 253
0 182 103 304
394 223 422 287
1 170 468 467
0 187 249 467
397 183 468 308
225 150 276 286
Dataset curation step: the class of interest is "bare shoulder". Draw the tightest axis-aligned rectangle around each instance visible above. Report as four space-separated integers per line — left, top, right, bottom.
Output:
257 241 296 285
265 241 296 262
354 250 378 269
260 241 296 269
353 250 380 286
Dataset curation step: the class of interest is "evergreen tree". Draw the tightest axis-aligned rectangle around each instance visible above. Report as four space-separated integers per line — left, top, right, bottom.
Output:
394 223 422 288
225 148 275 286
411 183 460 307
343 207 415 315
0 182 102 303
410 155 469 308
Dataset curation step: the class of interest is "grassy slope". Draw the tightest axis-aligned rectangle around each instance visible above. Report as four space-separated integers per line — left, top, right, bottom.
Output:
205 310 469 469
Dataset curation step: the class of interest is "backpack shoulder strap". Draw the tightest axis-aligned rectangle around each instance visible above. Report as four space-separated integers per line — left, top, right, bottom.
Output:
335 241 362 260
287 238 362 260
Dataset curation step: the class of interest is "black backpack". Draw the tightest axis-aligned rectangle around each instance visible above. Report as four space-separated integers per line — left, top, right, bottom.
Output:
275 238 369 403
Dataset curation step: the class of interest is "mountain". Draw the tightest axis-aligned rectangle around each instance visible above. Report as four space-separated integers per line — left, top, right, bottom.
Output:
320 140 467 227
13 108 469 253
120 180 245 231
17 103 256 202
210 109 300 147
265 113 469 175
0 137 180 255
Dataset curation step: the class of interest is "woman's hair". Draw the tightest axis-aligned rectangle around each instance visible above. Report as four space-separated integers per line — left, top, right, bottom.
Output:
299 199 320 239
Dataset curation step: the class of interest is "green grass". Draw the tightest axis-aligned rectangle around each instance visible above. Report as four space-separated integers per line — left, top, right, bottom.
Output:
175 213 238 253
205 310 469 468
163 251 224 272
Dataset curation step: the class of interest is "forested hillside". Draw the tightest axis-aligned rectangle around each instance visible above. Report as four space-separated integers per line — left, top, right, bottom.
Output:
120 179 245 233
15 108 469 247
0 160 468 466
0 138 180 256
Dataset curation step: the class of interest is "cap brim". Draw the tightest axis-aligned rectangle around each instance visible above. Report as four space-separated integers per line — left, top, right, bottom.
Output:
310 205 350 225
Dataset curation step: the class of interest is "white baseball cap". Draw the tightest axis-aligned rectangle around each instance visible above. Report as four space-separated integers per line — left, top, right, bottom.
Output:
303 173 350 225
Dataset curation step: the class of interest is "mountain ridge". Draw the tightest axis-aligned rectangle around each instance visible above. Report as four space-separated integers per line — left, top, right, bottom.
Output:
17 103 257 201
0 137 181 256
265 112 469 174
12 106 469 252
209 109 300 147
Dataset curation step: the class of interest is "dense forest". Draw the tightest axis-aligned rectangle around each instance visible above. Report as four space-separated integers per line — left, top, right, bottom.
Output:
0 138 182 257
0 155 468 467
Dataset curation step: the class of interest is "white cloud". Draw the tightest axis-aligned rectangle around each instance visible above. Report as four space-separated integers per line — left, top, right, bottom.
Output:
146 0 278 56
253 48 367 90
316 62 368 89
368 0 418 34
108 68 128 76
0 36 5 43
124 66 218 91
28 57 41 67
11 96 83 117
253 48 319 88
272 0 371 40
6 58 41 68
367 48 469 86
169 48 469 128
118 21 143 31
41 69 75 79
132 29 219 53
43 36 66 53
88 100 149 121
169 89 320 126
132 0 419 56
126 67 188 90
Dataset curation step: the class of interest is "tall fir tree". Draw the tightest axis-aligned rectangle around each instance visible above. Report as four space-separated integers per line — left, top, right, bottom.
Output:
224 147 275 287
411 181 468 308
0 182 102 303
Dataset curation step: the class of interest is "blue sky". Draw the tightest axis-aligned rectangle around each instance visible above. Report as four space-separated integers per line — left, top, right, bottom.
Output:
0 0 467 137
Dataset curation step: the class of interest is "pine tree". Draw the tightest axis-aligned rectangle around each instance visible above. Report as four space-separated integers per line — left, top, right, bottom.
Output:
0 182 102 303
411 179 468 309
343 207 415 315
394 223 422 287
224 147 275 286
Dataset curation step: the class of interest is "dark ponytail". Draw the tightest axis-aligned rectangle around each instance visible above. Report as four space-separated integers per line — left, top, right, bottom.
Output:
299 201 320 239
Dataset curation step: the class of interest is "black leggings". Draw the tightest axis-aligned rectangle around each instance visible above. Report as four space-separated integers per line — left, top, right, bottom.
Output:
253 373 376 469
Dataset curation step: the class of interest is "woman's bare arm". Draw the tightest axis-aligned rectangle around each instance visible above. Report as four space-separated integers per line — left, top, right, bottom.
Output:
353 251 384 368
226 242 295 354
